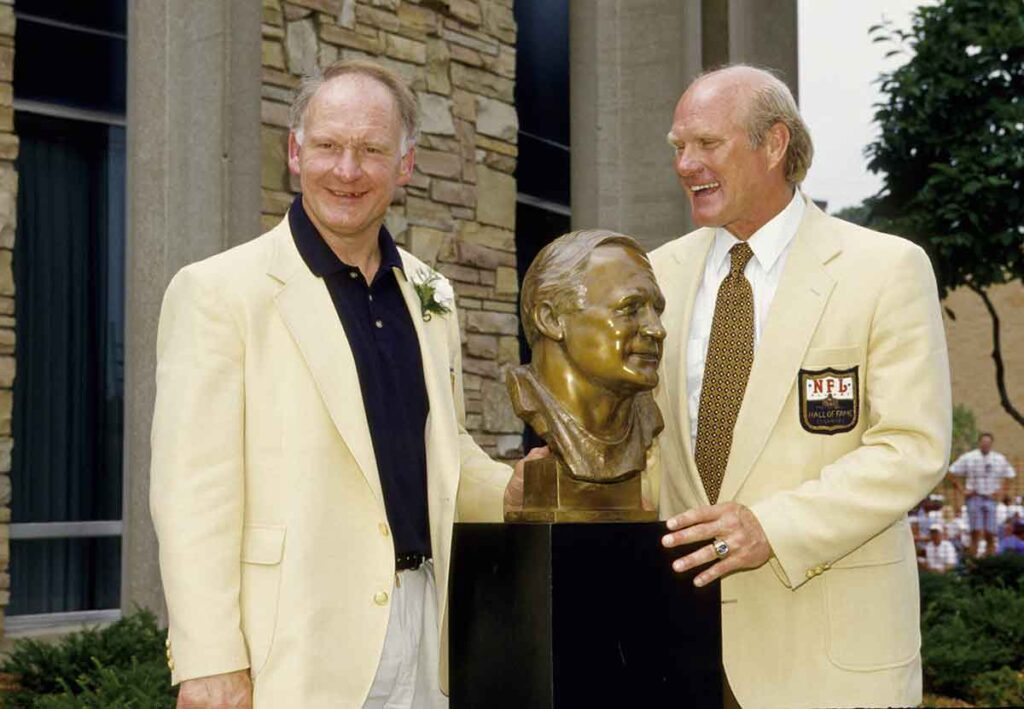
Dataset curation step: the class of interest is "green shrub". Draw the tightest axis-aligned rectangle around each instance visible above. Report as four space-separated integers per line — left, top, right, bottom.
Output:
949 404 979 462
919 568 961 609
920 567 1024 705
31 658 175 709
970 667 1024 708
964 553 1024 591
0 609 175 707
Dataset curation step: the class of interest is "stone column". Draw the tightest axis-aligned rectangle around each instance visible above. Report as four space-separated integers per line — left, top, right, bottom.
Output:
122 0 262 616
725 0 799 102
700 0 799 99
569 0 703 252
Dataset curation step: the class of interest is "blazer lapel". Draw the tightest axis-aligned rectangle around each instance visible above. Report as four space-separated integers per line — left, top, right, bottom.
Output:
395 259 459 556
718 201 840 502
663 229 715 506
268 226 384 505
395 264 458 456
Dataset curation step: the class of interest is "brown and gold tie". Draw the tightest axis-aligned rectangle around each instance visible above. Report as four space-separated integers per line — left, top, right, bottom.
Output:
695 242 755 504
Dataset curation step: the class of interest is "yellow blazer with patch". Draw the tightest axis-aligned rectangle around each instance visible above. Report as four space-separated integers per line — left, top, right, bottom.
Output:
649 198 951 709
150 217 510 707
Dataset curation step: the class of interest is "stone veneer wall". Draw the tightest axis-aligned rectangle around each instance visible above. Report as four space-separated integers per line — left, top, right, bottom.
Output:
260 0 523 459
0 0 15 629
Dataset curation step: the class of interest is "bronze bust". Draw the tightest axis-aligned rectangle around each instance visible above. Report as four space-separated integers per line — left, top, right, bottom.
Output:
507 229 666 522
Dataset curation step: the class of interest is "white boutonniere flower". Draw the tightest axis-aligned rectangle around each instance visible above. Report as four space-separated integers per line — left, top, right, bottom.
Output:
411 268 454 321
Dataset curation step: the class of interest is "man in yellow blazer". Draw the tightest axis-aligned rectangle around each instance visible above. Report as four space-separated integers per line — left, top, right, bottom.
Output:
653 66 951 708
151 59 522 708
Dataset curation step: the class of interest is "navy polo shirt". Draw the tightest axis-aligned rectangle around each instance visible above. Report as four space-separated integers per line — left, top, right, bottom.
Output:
289 197 431 558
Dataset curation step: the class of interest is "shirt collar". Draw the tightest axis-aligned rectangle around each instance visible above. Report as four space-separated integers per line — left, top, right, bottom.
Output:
710 190 805 273
289 195 404 279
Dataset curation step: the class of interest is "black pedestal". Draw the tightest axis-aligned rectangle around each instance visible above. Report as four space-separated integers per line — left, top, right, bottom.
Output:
449 523 722 708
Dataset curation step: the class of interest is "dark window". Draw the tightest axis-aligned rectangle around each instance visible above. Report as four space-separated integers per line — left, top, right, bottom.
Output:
14 0 126 33
10 539 121 615
14 0 127 115
514 0 570 451
9 0 126 618
514 0 570 206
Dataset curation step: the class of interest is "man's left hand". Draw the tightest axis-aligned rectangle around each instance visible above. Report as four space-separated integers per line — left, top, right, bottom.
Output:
661 502 773 587
504 446 549 513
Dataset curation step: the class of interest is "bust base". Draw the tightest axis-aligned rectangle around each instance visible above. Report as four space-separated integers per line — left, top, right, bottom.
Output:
507 456 655 523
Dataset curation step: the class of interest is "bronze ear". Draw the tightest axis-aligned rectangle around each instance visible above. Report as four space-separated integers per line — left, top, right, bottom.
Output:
533 302 564 342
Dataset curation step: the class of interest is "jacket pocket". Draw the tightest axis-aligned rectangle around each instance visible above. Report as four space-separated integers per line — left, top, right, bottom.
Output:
823 522 920 670
240 524 286 676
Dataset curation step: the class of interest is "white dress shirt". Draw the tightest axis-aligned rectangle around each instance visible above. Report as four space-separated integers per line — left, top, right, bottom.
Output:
686 190 805 445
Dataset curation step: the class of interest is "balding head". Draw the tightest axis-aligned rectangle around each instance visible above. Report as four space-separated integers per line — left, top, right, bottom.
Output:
668 64 813 238
690 65 813 184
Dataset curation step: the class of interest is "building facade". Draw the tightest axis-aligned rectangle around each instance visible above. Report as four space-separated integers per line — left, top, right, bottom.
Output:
43 0 1021 646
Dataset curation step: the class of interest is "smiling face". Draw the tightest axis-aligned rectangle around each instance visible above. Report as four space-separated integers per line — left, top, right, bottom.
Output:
667 72 789 239
288 74 414 244
558 244 667 395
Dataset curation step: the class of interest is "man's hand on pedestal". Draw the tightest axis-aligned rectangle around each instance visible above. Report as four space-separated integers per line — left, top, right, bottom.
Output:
661 502 773 587
504 446 549 514
177 669 252 709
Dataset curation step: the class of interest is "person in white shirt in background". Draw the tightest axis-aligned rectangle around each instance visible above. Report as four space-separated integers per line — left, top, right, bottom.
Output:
922 524 958 573
1008 496 1024 521
996 497 1010 527
944 519 965 558
948 432 1017 557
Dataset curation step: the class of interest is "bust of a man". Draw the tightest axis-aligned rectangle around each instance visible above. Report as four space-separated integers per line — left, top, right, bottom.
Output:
508 229 666 482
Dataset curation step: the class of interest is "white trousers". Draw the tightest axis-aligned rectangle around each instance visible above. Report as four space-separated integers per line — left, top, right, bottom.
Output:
363 561 448 709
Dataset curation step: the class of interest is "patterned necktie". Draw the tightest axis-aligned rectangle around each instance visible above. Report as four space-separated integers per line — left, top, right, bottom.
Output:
695 242 755 504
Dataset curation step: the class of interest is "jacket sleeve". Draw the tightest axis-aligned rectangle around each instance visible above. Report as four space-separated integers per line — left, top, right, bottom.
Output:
149 266 250 684
751 244 952 589
444 303 513 522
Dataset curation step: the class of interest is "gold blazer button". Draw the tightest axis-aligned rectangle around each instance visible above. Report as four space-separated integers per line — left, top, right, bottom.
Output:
379 523 390 537
373 591 389 606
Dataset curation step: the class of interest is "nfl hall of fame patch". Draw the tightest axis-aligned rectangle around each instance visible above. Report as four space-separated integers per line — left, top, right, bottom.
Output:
798 366 859 435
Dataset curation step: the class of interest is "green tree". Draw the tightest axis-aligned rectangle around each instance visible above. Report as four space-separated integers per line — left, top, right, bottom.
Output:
831 202 877 228
866 0 1024 427
950 403 979 461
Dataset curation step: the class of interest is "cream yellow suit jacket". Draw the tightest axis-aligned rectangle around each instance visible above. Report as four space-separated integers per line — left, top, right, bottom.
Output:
150 217 511 707
649 199 951 709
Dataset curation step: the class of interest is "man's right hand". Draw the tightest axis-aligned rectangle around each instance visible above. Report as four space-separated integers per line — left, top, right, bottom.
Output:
504 446 549 513
177 670 252 708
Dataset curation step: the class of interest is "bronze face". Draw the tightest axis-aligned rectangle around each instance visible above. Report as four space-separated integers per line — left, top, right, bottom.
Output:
558 244 667 396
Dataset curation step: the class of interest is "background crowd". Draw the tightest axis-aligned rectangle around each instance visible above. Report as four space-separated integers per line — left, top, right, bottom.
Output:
912 433 1021 573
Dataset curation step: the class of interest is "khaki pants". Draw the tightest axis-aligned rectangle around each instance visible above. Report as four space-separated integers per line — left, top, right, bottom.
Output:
363 561 447 709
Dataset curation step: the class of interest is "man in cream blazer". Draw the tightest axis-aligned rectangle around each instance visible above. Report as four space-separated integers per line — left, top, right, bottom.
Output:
653 66 951 708
151 60 516 707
